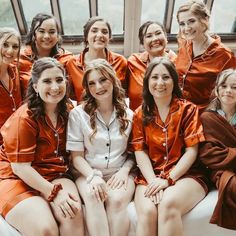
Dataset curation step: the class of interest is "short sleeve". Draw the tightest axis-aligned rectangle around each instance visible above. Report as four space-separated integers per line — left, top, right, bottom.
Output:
182 103 205 147
66 107 85 151
131 109 147 151
1 109 37 163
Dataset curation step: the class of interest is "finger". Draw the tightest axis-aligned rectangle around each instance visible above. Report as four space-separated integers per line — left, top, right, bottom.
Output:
64 201 76 218
107 175 115 186
68 192 79 202
67 199 79 215
112 179 122 189
93 187 102 202
124 178 128 190
98 185 106 201
159 189 164 201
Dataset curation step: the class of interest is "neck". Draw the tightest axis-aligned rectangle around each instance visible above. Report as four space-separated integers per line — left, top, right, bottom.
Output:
0 64 9 75
36 45 51 58
97 100 113 114
192 34 212 50
149 50 166 61
85 48 106 62
154 96 172 109
44 104 58 116
221 104 236 120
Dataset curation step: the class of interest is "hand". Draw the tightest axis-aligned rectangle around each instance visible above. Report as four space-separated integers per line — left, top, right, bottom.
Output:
149 189 164 205
89 175 107 202
144 177 168 197
53 190 81 219
107 168 129 190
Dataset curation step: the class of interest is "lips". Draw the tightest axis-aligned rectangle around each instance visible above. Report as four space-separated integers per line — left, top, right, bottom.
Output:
96 90 106 95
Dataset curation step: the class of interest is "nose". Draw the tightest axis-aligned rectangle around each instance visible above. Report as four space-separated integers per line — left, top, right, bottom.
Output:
156 76 165 85
95 81 102 89
6 46 14 54
43 32 50 38
96 30 103 37
51 81 59 90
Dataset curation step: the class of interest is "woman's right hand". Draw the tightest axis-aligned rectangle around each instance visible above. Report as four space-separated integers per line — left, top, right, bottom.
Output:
53 189 81 219
89 175 107 202
144 177 168 197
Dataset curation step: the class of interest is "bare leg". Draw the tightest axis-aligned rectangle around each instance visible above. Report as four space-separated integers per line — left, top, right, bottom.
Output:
106 175 135 236
76 176 110 236
135 185 158 236
158 178 206 236
51 178 85 236
6 196 59 236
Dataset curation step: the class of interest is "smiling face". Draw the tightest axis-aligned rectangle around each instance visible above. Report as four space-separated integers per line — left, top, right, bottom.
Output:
86 21 110 51
34 18 58 55
178 10 207 41
148 63 174 101
33 66 66 108
87 69 113 103
0 35 20 65
143 23 167 57
217 74 236 110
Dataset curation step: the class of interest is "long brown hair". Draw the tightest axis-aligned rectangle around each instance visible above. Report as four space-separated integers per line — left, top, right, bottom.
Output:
82 58 129 140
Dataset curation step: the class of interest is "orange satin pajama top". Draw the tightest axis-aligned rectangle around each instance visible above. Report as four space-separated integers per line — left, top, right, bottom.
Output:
127 50 177 111
66 48 127 102
0 64 23 145
0 104 70 182
175 35 235 113
132 98 205 185
18 45 73 82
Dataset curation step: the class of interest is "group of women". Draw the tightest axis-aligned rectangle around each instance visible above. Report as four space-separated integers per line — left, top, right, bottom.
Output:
0 0 235 236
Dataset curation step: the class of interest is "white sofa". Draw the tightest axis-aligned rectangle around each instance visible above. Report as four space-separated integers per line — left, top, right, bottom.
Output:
0 190 235 236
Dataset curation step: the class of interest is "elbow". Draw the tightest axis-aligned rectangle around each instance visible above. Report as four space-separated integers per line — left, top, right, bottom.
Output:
10 163 31 177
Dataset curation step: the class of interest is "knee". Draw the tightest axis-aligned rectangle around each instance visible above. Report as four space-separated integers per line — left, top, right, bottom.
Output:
36 221 59 236
106 195 128 211
159 198 179 221
137 204 157 222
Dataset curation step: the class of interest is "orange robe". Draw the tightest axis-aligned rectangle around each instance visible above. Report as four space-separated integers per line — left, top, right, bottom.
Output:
127 50 177 111
18 45 73 83
0 104 70 217
0 64 23 145
66 48 127 102
132 98 208 192
175 35 235 113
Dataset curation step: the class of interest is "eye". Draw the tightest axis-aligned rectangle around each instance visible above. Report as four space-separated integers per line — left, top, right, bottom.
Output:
42 78 51 84
3 42 9 48
155 31 161 36
37 29 45 34
145 34 152 38
100 77 107 83
101 29 108 35
188 19 196 24
88 81 95 86
56 77 64 83
91 28 98 33
179 22 185 27
13 45 19 50
49 30 57 35
162 75 171 81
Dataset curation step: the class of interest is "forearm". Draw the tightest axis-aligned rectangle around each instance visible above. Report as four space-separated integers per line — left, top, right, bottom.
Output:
169 144 198 181
121 155 135 173
135 150 156 184
11 163 53 198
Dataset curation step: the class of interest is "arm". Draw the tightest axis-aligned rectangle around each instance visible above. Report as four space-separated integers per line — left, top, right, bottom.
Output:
71 151 107 202
11 162 79 218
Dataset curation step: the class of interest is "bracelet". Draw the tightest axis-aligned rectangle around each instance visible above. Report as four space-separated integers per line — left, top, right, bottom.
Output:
86 169 103 184
47 183 63 202
166 174 176 186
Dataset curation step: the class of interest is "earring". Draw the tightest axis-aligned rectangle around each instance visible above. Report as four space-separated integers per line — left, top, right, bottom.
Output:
36 92 39 97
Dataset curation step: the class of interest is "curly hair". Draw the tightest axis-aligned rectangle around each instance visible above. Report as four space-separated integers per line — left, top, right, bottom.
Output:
25 57 70 119
138 20 167 45
81 58 129 140
83 16 112 48
142 57 182 125
176 0 210 39
0 27 21 66
25 13 62 59
207 68 236 111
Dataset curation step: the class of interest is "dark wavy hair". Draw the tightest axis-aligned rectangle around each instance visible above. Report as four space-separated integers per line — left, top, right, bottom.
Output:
82 58 129 140
0 27 21 66
25 13 62 59
138 20 167 45
142 57 182 125
25 57 70 119
207 68 236 111
83 16 112 48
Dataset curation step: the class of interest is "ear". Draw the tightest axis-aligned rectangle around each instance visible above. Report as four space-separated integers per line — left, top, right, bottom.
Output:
33 83 38 93
214 88 218 97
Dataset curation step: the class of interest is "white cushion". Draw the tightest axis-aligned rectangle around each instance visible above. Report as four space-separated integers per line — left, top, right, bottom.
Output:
1 190 235 236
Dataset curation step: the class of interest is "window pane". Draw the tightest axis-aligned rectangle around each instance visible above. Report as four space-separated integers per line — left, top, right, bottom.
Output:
141 0 166 25
210 0 236 33
60 0 90 35
21 0 51 29
97 0 124 35
0 0 18 29
171 0 188 34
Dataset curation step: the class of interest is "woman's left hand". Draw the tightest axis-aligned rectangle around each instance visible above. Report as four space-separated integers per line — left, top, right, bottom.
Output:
107 168 129 190
144 177 168 197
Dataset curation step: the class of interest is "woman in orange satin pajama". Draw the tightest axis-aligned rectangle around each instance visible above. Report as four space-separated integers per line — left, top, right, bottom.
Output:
66 16 127 103
0 27 25 145
132 57 209 236
126 21 176 111
175 1 235 113
0 57 84 236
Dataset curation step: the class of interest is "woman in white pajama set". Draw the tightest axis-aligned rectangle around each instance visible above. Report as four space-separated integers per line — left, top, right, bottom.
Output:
66 58 135 236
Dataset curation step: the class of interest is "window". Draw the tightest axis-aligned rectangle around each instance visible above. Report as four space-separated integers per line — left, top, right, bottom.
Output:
0 0 18 28
97 0 124 35
21 0 51 29
60 0 90 35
